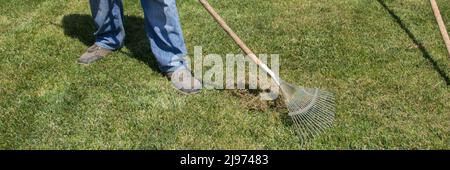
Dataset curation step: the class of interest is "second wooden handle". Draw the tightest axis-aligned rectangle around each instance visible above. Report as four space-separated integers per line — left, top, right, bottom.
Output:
430 0 450 58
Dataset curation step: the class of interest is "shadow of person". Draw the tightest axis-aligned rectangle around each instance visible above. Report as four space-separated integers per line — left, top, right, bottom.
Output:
62 14 160 73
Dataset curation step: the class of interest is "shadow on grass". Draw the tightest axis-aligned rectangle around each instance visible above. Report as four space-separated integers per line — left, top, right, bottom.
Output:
61 14 160 73
377 0 450 85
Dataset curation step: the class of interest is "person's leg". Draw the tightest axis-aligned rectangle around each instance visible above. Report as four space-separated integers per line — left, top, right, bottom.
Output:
140 0 201 94
90 0 125 50
79 0 125 64
140 0 188 73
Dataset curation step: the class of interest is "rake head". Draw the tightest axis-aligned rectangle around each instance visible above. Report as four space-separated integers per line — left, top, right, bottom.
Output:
280 80 336 144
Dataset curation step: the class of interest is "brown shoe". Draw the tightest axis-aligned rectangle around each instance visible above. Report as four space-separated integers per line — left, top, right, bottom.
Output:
165 69 202 95
78 44 113 64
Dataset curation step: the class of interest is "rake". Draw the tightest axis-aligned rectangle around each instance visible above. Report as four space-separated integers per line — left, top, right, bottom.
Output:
430 0 450 58
199 0 336 143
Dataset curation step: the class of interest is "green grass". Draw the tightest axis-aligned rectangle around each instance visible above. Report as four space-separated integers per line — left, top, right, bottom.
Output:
0 0 449 149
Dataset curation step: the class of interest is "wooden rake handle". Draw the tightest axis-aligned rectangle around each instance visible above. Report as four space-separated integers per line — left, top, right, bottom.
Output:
198 0 281 85
430 0 450 58
198 0 262 65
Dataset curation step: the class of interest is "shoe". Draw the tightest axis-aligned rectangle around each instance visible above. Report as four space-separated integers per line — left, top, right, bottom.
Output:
78 44 113 64
165 69 202 95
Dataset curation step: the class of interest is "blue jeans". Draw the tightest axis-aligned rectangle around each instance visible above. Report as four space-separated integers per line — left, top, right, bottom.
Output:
89 0 188 73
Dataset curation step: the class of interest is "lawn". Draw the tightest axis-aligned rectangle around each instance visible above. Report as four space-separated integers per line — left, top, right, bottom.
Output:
0 0 449 149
